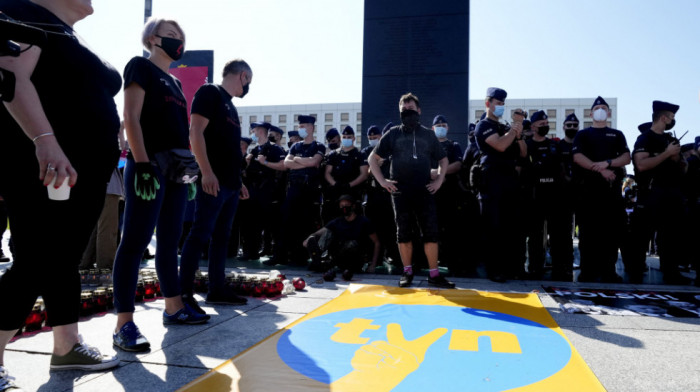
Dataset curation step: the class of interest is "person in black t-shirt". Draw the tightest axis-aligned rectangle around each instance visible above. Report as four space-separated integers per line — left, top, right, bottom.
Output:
0 0 121 381
474 88 526 283
630 101 689 284
179 59 255 310
369 93 454 289
557 112 579 272
323 126 369 222
304 195 380 277
267 115 326 266
572 96 631 283
112 18 208 354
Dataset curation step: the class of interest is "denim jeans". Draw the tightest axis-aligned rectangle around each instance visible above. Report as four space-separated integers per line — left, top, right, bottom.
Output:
179 182 240 295
112 159 187 313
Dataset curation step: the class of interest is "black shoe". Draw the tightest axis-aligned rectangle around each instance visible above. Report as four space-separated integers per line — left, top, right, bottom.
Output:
206 288 248 305
399 272 413 287
0 253 9 263
182 294 206 315
143 249 155 260
323 269 337 282
489 274 507 283
428 275 455 289
342 269 354 281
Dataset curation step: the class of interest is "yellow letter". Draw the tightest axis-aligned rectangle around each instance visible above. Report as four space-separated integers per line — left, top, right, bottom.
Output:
448 330 522 354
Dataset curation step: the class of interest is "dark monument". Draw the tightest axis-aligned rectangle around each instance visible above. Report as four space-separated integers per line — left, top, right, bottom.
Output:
361 1 469 147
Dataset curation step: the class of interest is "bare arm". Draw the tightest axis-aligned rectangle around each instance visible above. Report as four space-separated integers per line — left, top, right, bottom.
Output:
123 84 149 163
349 165 369 187
325 163 336 185
0 44 77 187
284 153 305 170
634 144 681 172
368 150 397 192
189 113 220 197
294 154 323 168
445 161 462 175
484 122 522 153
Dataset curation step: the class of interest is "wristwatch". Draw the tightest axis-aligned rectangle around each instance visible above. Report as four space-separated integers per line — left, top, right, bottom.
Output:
606 159 612 168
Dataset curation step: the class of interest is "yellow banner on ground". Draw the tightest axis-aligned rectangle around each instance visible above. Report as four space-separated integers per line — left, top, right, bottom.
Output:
179 284 604 392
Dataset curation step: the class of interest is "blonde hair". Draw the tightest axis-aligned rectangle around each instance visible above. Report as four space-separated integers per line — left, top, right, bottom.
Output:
141 17 185 52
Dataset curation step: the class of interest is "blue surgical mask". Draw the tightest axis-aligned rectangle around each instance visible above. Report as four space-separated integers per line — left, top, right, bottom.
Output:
494 105 505 117
250 134 259 144
298 128 308 139
341 138 353 148
368 139 379 147
434 126 447 138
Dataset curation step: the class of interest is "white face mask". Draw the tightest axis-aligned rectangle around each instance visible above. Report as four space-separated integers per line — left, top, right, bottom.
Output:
592 108 608 122
368 139 379 147
298 127 308 139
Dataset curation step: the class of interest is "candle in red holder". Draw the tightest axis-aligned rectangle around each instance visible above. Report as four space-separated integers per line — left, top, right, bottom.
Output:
79 269 89 286
80 291 94 316
93 288 108 312
143 278 156 299
135 281 145 302
293 277 306 290
153 277 162 297
88 269 99 286
263 279 275 297
24 301 45 332
274 278 284 295
100 269 112 285
251 279 263 297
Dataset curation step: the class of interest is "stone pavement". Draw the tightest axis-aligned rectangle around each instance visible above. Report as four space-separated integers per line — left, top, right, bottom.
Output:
2 265 699 392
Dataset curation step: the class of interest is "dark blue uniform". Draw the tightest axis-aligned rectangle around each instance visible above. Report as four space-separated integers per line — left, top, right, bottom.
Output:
323 147 367 222
275 141 326 265
630 130 686 282
433 139 466 272
524 137 572 280
572 127 629 282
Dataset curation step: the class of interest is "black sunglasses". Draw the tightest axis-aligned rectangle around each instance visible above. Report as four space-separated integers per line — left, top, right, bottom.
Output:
564 123 579 128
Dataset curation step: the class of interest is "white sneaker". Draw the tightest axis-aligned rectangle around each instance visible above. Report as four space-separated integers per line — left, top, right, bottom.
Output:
0 366 23 392
49 335 119 371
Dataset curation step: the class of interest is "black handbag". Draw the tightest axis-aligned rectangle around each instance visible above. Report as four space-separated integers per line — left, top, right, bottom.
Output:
153 148 200 184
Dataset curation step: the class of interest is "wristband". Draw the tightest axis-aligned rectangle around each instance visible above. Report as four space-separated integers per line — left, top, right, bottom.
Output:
32 132 54 143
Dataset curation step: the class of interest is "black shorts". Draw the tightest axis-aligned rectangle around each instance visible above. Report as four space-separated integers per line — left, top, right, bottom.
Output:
391 186 438 243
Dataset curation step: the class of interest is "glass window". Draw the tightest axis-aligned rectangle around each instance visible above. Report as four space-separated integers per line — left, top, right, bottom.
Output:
341 113 349 121
565 109 575 116
310 114 317 121
325 113 333 122
279 114 287 123
294 114 299 122
547 109 556 118
264 115 271 122
529 109 538 116
607 121 612 128
356 124 362 133
584 109 591 117
238 116 243 124
293 125 298 131
475 110 485 120
341 124 349 130
584 121 592 128
325 125 333 132
548 121 556 130
356 112 362 121
249 115 257 123
279 125 286 131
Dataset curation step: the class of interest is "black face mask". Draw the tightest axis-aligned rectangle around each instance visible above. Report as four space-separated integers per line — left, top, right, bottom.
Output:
239 74 250 98
268 135 277 143
400 109 421 129
328 142 339 150
565 129 578 139
341 206 354 217
536 125 550 137
288 141 293 148
665 119 676 130
155 35 184 61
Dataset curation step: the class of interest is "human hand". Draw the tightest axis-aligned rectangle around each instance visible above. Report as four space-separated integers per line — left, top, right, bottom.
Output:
590 161 609 172
380 178 398 193
332 323 447 391
510 122 523 138
600 168 616 182
201 173 219 197
430 169 438 180
665 141 681 157
256 154 267 164
426 176 444 194
35 136 77 188
134 162 160 201
239 184 250 200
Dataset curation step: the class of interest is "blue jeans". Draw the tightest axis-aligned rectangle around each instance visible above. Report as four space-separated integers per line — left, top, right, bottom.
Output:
113 159 187 313
179 182 240 295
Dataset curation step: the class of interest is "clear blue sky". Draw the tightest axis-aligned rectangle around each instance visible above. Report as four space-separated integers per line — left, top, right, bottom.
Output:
77 0 700 151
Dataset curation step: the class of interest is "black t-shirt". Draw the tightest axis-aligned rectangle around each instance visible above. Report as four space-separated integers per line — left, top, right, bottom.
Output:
557 139 575 180
633 130 684 190
327 147 367 184
288 141 326 183
374 125 446 188
246 142 286 184
362 145 391 187
124 56 189 157
572 127 629 188
475 118 520 173
325 215 375 244
0 0 121 183
525 138 564 185
191 84 242 189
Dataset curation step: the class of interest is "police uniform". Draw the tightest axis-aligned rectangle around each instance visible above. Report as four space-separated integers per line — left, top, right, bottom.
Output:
362 123 401 268
572 96 629 282
474 88 524 281
275 115 326 265
323 126 367 223
228 137 252 258
457 123 483 274
431 115 467 273
630 101 687 284
557 112 579 277
524 111 571 280
240 122 286 259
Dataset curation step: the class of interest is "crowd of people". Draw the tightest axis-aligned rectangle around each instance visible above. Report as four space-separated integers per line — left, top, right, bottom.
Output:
0 1 698 389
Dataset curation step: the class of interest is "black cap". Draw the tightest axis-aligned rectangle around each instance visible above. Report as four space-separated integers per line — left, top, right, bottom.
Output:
652 100 679 114
486 87 507 101
342 125 354 136
298 115 316 125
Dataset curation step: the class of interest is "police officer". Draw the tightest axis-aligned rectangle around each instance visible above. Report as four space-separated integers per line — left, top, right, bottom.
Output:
557 112 579 275
630 101 688 284
363 123 401 270
572 96 630 283
474 87 525 282
325 127 341 151
287 130 302 149
430 115 465 274
524 110 571 281
269 115 325 266
458 123 483 275
228 136 253 258
323 126 368 222
240 122 286 260
261 125 287 257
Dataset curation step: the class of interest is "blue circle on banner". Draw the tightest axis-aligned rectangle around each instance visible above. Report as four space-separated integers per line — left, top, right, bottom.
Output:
277 304 572 391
